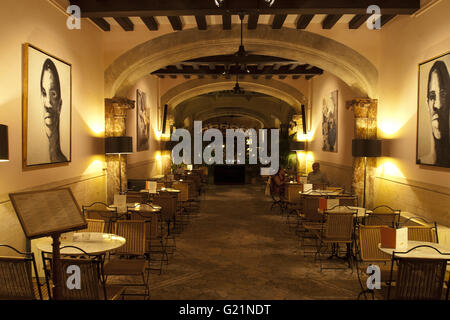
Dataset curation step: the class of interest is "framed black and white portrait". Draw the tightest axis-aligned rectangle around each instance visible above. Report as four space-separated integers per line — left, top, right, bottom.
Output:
322 90 338 152
417 52 450 168
136 89 150 151
23 43 71 169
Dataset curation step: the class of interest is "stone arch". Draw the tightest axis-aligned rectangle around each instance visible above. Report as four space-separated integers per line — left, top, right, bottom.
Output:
161 78 307 114
105 25 378 99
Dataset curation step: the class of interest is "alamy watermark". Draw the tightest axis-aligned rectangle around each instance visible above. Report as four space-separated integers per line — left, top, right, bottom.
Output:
66 5 81 30
66 265 81 290
171 121 279 175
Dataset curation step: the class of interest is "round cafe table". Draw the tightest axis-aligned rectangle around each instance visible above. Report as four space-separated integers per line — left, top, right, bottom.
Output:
36 232 126 256
378 241 450 259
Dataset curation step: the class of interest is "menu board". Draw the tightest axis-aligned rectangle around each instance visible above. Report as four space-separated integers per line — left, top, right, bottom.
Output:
9 188 87 239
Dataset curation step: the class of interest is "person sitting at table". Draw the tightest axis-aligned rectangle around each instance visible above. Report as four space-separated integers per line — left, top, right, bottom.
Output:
307 162 329 185
271 167 287 199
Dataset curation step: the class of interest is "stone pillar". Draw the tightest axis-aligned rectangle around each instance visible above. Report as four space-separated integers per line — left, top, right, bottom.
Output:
105 97 135 204
347 98 378 208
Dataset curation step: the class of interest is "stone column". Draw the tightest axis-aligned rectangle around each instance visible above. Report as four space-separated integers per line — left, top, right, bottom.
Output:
105 97 135 204
347 98 378 208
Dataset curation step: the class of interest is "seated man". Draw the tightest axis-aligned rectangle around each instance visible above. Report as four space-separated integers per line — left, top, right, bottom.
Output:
307 162 329 185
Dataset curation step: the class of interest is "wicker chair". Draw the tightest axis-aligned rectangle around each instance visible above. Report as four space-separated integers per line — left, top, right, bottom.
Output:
54 246 125 300
297 195 325 250
397 217 438 243
153 193 178 253
285 184 304 228
78 219 105 233
355 226 395 299
103 220 150 299
313 210 356 272
129 207 168 273
82 202 118 234
0 245 42 300
364 205 401 228
387 245 450 300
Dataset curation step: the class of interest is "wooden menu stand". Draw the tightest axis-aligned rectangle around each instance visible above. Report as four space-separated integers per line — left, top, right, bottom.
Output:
9 188 87 300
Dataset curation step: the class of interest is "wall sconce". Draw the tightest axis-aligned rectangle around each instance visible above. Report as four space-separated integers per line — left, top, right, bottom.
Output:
352 139 382 208
0 125 9 162
105 136 133 194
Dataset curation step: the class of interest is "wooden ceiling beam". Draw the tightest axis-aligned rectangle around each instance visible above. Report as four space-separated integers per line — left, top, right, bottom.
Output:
296 14 314 29
349 14 369 29
248 14 259 30
195 15 207 30
222 14 231 30
272 14 287 29
140 16 158 30
167 16 182 31
322 14 343 29
89 17 110 31
70 0 420 17
113 17 134 31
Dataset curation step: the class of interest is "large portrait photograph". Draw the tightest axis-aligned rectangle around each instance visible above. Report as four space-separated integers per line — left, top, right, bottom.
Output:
322 90 338 152
417 52 450 168
136 89 150 151
23 44 71 169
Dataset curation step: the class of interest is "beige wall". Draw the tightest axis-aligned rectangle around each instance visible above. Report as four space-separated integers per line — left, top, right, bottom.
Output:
126 75 171 179
375 0 450 224
0 0 106 253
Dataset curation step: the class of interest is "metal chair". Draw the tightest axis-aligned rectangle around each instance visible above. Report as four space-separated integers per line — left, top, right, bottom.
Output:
153 193 178 253
129 207 168 274
364 205 401 228
78 219 105 233
313 209 356 272
53 246 125 300
0 244 43 300
397 217 438 243
355 226 395 300
103 220 150 299
82 202 119 234
387 245 450 300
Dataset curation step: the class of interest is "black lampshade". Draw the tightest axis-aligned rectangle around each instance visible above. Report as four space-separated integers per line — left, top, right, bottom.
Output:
0 125 8 161
290 140 306 151
352 139 381 157
105 136 133 155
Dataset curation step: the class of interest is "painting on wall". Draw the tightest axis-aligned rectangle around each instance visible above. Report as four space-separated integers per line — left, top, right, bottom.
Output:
417 52 450 168
22 43 72 169
136 89 150 151
322 90 338 152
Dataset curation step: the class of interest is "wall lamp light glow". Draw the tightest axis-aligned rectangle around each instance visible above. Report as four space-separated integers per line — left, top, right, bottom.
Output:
376 158 405 179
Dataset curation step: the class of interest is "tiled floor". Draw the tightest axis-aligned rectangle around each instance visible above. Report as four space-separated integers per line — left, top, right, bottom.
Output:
142 184 375 300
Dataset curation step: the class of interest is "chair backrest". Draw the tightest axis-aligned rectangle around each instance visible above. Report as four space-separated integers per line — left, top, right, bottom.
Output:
358 226 392 262
58 257 105 300
172 182 189 202
407 226 437 243
302 196 323 222
365 205 400 228
153 193 177 221
79 219 105 233
0 245 41 300
286 184 303 203
82 202 117 233
323 212 354 241
389 248 449 300
114 220 146 256
337 196 358 207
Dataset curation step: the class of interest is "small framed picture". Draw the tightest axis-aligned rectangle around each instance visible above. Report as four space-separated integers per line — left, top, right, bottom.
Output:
22 43 72 169
416 52 450 168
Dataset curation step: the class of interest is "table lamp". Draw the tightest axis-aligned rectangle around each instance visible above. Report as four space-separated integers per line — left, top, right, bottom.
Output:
105 136 133 194
352 139 381 208
0 125 9 162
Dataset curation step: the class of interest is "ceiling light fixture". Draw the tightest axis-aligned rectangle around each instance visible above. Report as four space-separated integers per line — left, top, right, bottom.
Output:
265 0 275 7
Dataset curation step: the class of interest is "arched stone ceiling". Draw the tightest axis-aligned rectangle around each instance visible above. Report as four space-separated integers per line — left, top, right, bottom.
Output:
161 77 307 114
174 92 294 128
105 24 378 99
